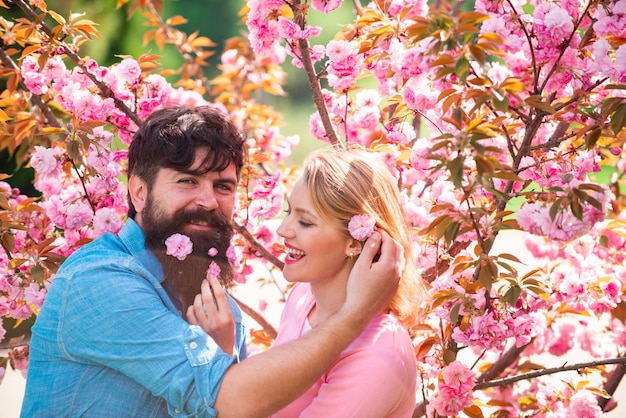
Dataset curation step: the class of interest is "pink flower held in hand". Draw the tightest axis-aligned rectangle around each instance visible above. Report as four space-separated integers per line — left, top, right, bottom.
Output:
348 213 376 241
165 233 193 260
206 261 221 281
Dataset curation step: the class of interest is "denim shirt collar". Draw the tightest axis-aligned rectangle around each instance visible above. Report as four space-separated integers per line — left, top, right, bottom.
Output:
118 218 165 283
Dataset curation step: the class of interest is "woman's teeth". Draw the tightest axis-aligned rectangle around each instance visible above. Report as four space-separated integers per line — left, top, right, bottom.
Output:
285 247 305 260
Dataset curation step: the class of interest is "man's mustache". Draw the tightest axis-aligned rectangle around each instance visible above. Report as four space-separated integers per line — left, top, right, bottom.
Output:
176 208 232 230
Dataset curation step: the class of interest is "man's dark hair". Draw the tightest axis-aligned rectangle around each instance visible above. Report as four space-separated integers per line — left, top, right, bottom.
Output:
127 105 246 218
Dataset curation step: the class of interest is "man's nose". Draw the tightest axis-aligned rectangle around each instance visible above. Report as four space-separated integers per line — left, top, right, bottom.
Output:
196 186 218 210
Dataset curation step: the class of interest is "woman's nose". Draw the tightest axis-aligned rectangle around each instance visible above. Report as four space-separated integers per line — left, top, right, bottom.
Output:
276 217 291 238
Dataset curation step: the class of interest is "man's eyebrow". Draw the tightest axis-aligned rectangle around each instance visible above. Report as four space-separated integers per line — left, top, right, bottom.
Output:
217 177 238 186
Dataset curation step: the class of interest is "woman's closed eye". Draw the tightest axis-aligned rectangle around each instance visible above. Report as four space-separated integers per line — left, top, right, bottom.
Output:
298 220 313 227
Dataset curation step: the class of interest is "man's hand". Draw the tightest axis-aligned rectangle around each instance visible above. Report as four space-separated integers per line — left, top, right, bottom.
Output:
187 277 236 357
343 231 404 325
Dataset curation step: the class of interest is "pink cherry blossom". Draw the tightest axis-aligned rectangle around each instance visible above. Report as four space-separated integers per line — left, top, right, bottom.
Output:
311 0 343 13
206 261 221 281
348 214 376 241
440 360 476 392
325 40 363 90
93 208 124 237
534 3 574 46
548 322 576 356
30 146 62 176
430 383 474 416
569 389 602 418
165 233 193 261
65 201 94 231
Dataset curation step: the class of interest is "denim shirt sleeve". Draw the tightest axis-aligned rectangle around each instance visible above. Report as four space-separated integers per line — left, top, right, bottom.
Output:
57 254 236 417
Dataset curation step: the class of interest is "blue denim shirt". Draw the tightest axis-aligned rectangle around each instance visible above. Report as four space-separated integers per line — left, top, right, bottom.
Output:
21 219 247 418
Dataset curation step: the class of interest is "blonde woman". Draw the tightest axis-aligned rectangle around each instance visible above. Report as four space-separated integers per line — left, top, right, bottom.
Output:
270 147 427 418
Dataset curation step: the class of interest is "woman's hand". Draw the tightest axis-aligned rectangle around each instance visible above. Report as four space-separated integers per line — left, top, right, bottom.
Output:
187 276 236 357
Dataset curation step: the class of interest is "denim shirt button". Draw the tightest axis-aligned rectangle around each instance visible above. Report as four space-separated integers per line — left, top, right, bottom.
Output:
174 408 181 414
190 342 198 349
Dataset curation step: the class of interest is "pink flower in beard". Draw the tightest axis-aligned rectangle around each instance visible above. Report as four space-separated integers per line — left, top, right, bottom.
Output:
165 233 193 260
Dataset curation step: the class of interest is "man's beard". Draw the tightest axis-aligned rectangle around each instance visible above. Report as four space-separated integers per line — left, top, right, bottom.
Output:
142 194 234 310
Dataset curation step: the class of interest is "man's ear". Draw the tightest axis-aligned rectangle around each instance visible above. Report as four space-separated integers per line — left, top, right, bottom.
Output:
128 175 148 214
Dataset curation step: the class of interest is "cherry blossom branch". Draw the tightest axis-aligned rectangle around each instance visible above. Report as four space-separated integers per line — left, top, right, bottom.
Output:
476 341 531 384
513 97 553 168
422 240 470 283
12 0 142 127
0 47 62 131
473 356 626 390
292 0 340 146
232 220 284 270
505 0 538 94
412 401 426 418
0 46 96 213
230 294 277 339
413 352 626 417
598 361 626 411
538 1 592 94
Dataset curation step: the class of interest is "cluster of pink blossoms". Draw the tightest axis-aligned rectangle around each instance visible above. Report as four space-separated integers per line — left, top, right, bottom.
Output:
429 361 476 416
21 55 175 143
0 181 53 378
516 149 608 241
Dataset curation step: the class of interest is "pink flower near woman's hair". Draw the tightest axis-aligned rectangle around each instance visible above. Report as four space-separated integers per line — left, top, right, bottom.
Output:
348 214 376 241
165 233 193 261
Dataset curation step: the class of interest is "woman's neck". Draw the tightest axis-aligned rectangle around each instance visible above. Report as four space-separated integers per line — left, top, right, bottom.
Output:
308 276 348 328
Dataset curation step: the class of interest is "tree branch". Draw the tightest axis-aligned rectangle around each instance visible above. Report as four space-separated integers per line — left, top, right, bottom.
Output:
232 220 284 270
412 356 626 417
0 47 63 130
230 294 277 340
598 361 626 411
292 0 340 146
476 341 532 384
474 356 626 390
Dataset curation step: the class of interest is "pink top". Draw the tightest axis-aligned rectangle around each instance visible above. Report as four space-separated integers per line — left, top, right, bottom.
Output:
269 283 417 418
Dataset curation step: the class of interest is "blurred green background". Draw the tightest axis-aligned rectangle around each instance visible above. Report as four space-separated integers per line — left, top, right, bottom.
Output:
1 0 360 195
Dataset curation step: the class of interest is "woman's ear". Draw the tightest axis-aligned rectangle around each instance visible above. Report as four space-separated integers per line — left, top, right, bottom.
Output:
128 175 148 215
346 239 362 258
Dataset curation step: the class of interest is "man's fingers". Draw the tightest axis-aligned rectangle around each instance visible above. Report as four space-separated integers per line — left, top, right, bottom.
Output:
200 279 219 312
354 231 382 267
206 276 230 311
186 305 198 325
377 231 404 276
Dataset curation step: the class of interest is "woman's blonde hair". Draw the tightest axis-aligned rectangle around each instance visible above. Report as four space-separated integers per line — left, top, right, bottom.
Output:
301 146 427 334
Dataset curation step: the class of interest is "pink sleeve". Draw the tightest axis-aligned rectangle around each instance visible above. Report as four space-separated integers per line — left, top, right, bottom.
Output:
298 347 416 418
